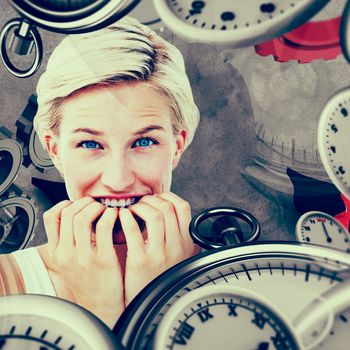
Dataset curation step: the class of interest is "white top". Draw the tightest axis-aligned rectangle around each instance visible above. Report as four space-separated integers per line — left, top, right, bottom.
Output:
11 247 56 296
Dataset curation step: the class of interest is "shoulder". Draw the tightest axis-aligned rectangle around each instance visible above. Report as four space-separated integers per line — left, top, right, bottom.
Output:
0 253 25 294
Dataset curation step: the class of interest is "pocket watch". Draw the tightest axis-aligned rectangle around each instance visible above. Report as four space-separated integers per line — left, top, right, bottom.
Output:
115 241 350 349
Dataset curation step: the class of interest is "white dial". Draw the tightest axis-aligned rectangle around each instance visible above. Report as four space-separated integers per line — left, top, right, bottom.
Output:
0 295 121 350
153 0 330 47
295 211 350 252
318 87 350 201
115 243 350 350
155 285 302 350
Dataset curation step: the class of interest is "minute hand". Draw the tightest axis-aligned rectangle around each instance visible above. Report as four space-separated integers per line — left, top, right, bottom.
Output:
321 222 332 243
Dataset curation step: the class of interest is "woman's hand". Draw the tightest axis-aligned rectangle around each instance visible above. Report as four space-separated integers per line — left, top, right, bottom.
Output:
43 197 124 328
120 192 200 305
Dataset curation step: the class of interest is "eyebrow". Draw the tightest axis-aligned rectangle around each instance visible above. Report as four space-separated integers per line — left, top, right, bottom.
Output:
71 125 165 136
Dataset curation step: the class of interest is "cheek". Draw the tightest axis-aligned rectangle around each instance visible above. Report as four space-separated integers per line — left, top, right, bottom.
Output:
136 153 174 189
61 154 100 199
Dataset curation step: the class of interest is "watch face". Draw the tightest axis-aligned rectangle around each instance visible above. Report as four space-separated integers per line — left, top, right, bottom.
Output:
295 211 350 252
0 314 91 349
154 285 301 350
318 87 350 200
0 295 122 350
153 0 330 46
115 242 350 350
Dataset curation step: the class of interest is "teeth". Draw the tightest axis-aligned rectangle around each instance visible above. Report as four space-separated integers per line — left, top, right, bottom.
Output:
99 197 137 208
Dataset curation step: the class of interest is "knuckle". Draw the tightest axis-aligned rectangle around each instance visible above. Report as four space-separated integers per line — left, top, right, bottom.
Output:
95 255 108 268
179 200 191 212
149 210 162 222
54 254 70 268
130 253 148 268
73 214 87 228
151 252 166 265
77 254 92 268
60 206 72 218
43 210 53 223
140 195 151 202
163 201 174 212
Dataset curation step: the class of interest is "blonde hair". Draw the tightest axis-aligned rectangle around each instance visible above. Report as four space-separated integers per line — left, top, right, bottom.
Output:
34 16 200 149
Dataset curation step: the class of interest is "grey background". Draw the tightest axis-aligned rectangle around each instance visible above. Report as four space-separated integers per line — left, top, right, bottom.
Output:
1 0 350 248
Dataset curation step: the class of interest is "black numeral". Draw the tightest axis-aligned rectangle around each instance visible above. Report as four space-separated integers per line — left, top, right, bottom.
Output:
174 322 195 345
197 307 214 323
337 166 346 175
221 11 235 21
189 1 205 16
228 304 238 317
252 312 266 329
341 107 348 117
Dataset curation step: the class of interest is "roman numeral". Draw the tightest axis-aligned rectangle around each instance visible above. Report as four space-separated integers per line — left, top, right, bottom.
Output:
173 322 195 345
228 304 238 317
197 308 214 323
252 312 266 329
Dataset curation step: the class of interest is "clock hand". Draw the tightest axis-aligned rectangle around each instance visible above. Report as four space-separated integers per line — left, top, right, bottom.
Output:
321 222 332 243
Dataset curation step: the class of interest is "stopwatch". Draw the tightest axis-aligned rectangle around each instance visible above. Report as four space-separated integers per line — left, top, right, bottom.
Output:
152 0 330 47
7 0 141 33
1 0 141 77
0 294 123 349
114 242 350 349
295 211 350 252
318 87 350 201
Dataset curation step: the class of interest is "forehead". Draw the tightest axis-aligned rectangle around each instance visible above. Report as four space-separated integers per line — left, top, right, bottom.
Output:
60 81 173 132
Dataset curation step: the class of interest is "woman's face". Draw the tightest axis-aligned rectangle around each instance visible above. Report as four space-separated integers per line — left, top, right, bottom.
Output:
45 81 187 220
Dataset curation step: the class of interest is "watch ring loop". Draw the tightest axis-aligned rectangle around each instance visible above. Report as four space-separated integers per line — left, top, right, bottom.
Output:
0 18 43 78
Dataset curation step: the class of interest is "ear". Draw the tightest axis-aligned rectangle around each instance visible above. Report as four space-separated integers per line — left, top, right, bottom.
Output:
44 134 64 174
172 129 188 170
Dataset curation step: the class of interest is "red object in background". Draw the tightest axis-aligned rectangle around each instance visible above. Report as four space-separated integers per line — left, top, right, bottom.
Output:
335 193 350 232
255 17 342 63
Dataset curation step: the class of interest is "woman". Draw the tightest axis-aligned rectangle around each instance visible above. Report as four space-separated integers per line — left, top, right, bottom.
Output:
0 16 200 329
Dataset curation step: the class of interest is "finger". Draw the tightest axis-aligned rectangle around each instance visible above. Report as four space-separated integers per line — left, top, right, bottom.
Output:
58 196 96 250
156 192 192 243
119 208 146 254
43 200 72 255
96 208 119 257
73 201 107 258
95 207 118 257
140 195 182 250
128 200 165 253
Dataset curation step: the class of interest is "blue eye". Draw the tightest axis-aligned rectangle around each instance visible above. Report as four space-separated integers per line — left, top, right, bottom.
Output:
133 137 157 148
78 140 101 150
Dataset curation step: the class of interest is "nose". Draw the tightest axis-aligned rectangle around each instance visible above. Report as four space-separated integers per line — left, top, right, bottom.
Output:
100 151 136 192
